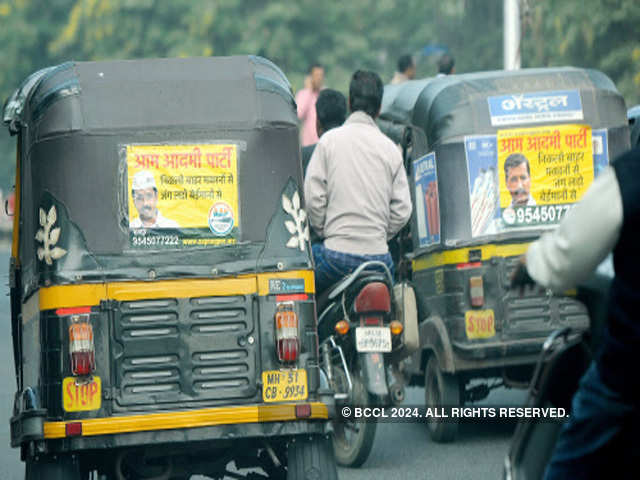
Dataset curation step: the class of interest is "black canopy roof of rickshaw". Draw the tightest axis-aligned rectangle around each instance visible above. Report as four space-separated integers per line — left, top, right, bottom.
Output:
3 56 309 296
3 55 297 135
380 67 627 148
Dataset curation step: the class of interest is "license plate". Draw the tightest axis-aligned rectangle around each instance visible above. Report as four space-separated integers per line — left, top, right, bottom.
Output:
63 376 102 412
262 369 308 403
355 327 392 352
465 309 496 339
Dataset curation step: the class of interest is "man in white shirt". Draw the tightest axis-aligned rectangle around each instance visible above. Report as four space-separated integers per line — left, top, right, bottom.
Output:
304 70 412 293
511 148 640 479
130 170 180 229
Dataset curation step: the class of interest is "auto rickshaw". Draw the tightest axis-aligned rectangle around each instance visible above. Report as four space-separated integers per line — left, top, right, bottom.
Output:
378 67 630 442
3 56 338 479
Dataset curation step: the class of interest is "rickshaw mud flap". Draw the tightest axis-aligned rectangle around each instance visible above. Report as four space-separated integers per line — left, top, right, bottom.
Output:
360 353 389 398
41 402 329 440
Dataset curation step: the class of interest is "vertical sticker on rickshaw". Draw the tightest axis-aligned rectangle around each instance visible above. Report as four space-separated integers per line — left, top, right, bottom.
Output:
497 124 593 229
125 144 239 248
592 129 609 177
413 153 440 247
465 135 500 237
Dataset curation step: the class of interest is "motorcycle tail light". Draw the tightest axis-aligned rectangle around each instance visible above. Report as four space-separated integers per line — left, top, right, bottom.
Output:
275 303 299 364
65 310 96 376
363 316 383 326
470 276 484 307
354 282 391 313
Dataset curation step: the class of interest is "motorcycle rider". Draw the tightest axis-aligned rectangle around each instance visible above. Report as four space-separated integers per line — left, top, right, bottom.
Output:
304 70 412 294
511 148 640 478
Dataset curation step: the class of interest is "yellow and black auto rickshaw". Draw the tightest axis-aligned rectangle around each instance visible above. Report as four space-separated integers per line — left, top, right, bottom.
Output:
4 56 337 479
379 67 630 442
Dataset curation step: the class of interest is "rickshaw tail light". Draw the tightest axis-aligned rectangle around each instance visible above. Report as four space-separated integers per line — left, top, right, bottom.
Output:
470 276 484 307
275 303 299 364
354 283 390 313
68 317 96 376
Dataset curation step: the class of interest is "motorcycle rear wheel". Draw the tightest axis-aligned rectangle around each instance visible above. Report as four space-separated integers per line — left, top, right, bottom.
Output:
332 372 377 468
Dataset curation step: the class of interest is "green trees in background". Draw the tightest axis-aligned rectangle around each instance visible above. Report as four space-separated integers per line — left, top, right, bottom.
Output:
1 0 639 190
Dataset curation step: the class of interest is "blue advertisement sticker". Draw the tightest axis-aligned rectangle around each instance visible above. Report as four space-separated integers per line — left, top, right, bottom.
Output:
592 129 609 177
465 136 500 237
413 153 440 247
488 90 583 126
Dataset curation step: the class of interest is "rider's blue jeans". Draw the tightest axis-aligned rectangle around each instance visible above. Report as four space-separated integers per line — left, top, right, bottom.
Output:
543 362 639 480
312 243 393 295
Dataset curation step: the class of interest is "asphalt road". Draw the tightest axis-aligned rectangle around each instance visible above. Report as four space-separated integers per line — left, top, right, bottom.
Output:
337 386 525 480
0 249 526 479
0 250 23 480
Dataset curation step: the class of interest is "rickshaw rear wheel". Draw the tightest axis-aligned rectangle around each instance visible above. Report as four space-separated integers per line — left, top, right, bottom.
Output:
25 455 81 480
286 434 338 480
424 354 460 443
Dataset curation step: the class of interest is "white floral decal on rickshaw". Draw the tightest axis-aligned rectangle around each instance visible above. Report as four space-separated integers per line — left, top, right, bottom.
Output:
35 206 67 265
282 191 310 252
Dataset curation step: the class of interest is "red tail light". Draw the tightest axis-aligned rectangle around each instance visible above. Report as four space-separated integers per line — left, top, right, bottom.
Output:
354 282 391 313
470 276 484 307
275 303 299 364
363 316 383 326
67 312 96 376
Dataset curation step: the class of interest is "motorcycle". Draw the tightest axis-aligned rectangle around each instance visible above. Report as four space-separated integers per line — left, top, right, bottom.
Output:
317 261 409 468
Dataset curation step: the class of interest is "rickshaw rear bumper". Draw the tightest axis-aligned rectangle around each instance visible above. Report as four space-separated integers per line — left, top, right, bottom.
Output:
10 400 332 452
449 333 585 371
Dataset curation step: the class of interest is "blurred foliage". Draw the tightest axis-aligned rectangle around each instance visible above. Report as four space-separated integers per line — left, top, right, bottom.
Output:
0 0 639 192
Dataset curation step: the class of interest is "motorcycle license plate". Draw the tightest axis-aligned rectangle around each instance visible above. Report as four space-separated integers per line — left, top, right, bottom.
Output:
355 327 392 352
62 376 102 412
262 369 308 402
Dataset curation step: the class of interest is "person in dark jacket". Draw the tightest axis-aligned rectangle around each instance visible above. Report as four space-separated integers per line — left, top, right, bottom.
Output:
511 147 640 479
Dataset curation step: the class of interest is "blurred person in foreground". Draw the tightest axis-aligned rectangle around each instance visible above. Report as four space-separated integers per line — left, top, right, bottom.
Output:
391 54 416 85
296 62 325 146
302 89 347 176
304 70 412 294
437 53 455 76
511 148 640 479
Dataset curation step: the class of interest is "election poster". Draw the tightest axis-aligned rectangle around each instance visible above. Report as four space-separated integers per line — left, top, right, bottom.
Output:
413 153 440 247
125 144 239 249
497 124 593 229
465 124 596 237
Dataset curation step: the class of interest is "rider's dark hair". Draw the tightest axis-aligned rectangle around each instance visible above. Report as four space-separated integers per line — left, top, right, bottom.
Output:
397 54 414 73
316 89 347 131
504 153 530 178
349 70 383 118
437 53 455 74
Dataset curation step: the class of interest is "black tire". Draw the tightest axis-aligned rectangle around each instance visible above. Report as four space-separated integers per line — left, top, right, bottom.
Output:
424 354 461 443
286 434 338 480
25 456 81 480
332 373 377 468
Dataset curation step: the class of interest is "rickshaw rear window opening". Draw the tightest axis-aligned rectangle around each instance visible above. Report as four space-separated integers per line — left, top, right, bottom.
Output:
120 142 243 250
